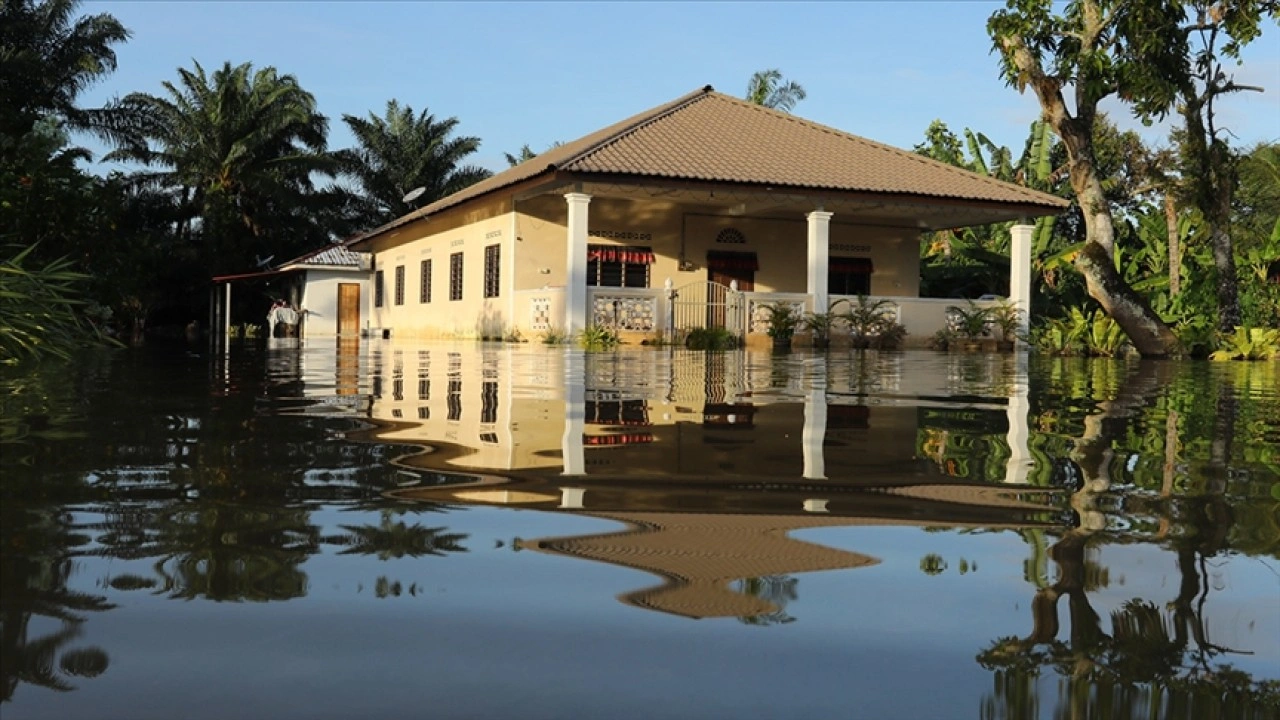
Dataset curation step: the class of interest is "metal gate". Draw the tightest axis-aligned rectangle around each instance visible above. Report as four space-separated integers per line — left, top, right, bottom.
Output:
671 281 745 336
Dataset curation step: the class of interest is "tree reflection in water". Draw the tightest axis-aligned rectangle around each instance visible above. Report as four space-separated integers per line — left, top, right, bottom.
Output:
976 361 1280 719
326 509 469 560
0 506 113 702
734 575 799 626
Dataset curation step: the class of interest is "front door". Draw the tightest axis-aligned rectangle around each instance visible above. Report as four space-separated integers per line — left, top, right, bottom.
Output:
706 252 756 329
707 266 755 292
338 283 360 336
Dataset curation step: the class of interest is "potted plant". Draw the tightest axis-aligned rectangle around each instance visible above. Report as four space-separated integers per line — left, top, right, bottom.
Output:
800 303 847 350
990 300 1024 352
840 295 898 349
945 301 993 351
762 302 801 349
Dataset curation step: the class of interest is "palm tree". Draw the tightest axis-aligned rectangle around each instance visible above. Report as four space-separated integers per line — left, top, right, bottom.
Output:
744 69 807 113
504 144 537 167
503 141 563 167
105 60 335 275
0 0 129 145
336 100 491 227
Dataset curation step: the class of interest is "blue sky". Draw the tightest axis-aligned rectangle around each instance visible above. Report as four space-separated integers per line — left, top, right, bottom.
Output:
79 1 1280 173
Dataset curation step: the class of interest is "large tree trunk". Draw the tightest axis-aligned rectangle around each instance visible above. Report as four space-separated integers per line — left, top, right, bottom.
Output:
1208 191 1241 333
1071 173 1179 356
998 27 1179 357
1165 193 1181 298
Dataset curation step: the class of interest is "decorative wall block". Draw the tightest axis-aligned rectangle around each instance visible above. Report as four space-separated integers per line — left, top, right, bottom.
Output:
592 295 657 331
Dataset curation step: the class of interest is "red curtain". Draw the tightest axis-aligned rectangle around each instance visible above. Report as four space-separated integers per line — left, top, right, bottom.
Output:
588 245 654 264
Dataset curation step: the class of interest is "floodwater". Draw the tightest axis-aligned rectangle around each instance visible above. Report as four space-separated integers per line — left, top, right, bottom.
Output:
2 341 1278 720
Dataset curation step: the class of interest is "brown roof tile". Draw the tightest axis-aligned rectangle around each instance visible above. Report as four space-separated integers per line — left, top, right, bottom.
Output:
356 86 1066 244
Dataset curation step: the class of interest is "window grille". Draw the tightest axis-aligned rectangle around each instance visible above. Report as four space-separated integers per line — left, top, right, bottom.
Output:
450 252 464 301
483 244 500 298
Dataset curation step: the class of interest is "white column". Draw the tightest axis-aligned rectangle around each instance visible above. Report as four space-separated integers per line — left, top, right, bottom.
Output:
802 360 828 480
807 210 834 313
559 487 586 509
223 282 232 342
564 192 592 334
1010 223 1034 344
1003 351 1032 484
561 349 586 476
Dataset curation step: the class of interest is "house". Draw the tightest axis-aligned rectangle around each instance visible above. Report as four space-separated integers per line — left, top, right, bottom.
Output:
284 86 1067 344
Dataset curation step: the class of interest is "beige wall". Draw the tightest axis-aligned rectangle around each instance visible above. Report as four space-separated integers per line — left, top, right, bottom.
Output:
299 268 371 338
356 343 921 479
364 191 921 339
513 193 919 301
369 196 517 339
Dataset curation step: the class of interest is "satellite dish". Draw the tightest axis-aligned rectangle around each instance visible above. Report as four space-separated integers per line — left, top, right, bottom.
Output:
255 254 275 268
402 187 426 204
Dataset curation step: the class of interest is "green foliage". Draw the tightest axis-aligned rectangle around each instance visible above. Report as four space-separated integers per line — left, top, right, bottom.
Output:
540 326 568 345
838 296 894 339
744 69 806 113
800 307 845 344
945 301 994 340
0 0 130 142
106 60 340 277
0 245 115 363
990 300 1025 341
685 326 739 350
761 302 801 341
1083 310 1128 357
576 325 619 350
1210 326 1280 362
1031 306 1130 357
336 100 492 227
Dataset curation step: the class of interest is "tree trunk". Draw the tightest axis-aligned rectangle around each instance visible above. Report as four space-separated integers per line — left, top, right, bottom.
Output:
1077 240 1179 357
1061 119 1178 357
1208 191 1240 333
1164 193 1181 298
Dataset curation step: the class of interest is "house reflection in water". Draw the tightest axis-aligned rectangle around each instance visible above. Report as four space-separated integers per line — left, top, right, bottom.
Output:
293 342 1059 620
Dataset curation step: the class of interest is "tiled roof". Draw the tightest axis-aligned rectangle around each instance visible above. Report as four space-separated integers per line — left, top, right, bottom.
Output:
526 512 878 619
355 86 1066 244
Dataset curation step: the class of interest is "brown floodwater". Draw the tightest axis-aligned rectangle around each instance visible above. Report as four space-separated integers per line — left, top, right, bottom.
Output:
2 341 1278 719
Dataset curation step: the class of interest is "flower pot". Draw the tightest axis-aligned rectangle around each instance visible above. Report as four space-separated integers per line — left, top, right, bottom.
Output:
996 339 1015 352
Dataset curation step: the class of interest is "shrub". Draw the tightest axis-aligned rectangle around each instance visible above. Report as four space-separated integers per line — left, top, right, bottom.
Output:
577 325 620 349
540 327 569 345
686 327 739 350
1210 326 1280 361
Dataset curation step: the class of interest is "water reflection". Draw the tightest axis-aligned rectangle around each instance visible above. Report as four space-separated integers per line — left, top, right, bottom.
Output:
1 343 1277 717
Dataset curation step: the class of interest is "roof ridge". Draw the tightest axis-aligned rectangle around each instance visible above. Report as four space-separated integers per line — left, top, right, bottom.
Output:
558 85 716 169
703 91 1064 208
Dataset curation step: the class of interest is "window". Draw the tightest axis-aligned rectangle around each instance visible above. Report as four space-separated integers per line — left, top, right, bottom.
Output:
394 265 405 305
587 245 654 288
420 259 432 303
483 244 501 298
828 257 873 296
481 380 498 424
450 252 464 301
374 270 385 307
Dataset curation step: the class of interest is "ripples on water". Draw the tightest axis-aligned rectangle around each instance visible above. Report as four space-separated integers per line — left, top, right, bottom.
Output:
1 341 1278 719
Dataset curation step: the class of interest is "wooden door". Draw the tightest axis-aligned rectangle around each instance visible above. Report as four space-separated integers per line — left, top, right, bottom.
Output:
707 267 755 292
338 283 360 336
706 253 755 329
